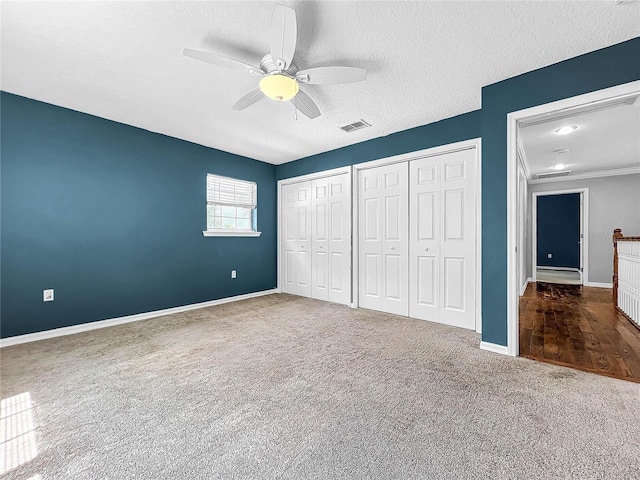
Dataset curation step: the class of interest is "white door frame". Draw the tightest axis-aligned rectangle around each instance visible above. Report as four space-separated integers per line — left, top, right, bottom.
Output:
531 188 589 285
352 138 482 333
505 80 640 357
276 166 352 297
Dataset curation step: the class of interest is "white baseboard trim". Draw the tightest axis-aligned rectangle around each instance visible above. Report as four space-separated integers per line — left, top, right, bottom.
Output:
519 278 534 296
0 289 279 348
536 266 580 272
584 282 613 289
480 341 510 356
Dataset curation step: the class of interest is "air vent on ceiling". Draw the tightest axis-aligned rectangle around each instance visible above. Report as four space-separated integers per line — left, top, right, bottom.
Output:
536 170 572 180
339 119 371 133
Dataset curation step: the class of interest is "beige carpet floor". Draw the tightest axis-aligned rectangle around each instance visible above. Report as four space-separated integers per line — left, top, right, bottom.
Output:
1 293 639 479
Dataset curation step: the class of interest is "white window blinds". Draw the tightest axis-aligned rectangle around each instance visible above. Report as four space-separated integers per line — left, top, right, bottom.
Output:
206 174 257 209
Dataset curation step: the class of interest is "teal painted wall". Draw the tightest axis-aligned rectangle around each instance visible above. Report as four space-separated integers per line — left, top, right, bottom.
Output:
1 92 277 338
481 37 640 346
276 111 481 180
3 37 638 342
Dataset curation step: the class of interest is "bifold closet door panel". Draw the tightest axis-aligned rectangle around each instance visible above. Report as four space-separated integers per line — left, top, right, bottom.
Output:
311 174 351 305
409 157 441 323
439 148 476 329
358 162 409 316
409 148 476 329
281 181 312 297
311 179 330 301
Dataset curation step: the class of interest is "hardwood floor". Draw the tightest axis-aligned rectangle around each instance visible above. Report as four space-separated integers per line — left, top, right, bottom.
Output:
519 282 640 383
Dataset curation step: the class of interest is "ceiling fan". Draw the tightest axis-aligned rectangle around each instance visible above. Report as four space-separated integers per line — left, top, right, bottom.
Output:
183 3 366 119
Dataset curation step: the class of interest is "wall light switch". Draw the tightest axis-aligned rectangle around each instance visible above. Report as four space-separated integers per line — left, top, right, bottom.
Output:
547 253 552 259
43 289 54 302
231 270 237 279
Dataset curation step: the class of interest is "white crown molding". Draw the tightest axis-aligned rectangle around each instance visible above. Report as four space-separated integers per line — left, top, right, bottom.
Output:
0 289 278 348
480 341 510 356
530 166 640 184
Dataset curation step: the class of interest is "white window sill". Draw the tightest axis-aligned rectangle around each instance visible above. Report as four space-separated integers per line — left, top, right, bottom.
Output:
202 230 262 237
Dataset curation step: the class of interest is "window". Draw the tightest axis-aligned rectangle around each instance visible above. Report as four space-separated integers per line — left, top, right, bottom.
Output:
203 174 261 237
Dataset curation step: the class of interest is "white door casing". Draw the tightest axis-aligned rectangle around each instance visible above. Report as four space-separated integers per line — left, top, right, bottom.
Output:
358 162 409 316
531 188 588 285
517 162 527 292
281 181 312 297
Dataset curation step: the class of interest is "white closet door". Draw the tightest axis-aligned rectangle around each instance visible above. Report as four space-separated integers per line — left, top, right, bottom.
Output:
311 179 330 301
281 181 312 297
359 162 409 316
439 148 476 329
409 157 441 322
409 148 476 329
311 174 351 305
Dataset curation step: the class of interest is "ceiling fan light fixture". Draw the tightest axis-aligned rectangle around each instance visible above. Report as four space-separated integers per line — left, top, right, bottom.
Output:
259 74 299 101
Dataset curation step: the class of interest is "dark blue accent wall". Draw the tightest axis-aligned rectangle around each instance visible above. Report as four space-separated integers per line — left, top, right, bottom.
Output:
276 111 481 180
537 194 580 269
1 92 277 338
481 37 640 346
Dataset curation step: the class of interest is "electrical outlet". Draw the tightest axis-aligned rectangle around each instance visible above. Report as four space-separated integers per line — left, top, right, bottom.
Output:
547 253 552 259
43 289 54 302
231 270 237 279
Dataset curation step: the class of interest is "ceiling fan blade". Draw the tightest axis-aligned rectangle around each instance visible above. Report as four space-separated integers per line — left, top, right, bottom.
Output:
292 90 320 119
183 48 263 76
296 66 367 85
231 89 264 111
269 4 297 70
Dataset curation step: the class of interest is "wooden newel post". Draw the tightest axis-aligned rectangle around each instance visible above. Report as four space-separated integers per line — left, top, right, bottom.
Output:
613 228 623 307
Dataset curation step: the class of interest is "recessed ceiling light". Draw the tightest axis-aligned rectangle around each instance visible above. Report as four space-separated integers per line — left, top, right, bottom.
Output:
554 125 578 135
552 164 566 170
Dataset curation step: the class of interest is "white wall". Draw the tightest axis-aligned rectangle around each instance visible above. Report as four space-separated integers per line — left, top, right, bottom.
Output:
529 173 640 284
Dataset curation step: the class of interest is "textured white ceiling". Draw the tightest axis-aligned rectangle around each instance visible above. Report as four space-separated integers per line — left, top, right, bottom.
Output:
1 1 639 165
519 99 640 178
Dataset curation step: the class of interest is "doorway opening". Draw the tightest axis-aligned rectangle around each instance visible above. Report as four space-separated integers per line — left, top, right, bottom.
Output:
506 80 640 382
533 190 586 286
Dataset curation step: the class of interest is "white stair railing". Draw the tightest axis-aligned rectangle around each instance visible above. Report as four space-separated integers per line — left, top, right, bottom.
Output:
613 229 640 329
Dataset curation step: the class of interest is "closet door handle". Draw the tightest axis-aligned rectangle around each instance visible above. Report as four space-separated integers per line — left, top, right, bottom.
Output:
425 248 429 251
391 247 395 251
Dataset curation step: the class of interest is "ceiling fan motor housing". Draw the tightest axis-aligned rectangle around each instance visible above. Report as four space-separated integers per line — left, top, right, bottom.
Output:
260 54 298 76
